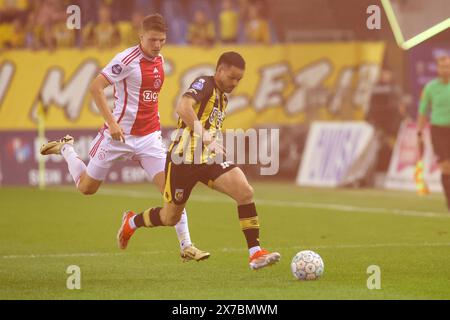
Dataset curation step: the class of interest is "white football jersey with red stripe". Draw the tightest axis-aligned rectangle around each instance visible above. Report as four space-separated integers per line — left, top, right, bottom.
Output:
101 45 164 136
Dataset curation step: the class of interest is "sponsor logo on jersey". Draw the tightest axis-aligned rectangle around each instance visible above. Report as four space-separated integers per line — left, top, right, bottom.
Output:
208 106 225 128
154 78 162 89
192 78 205 90
143 90 159 102
112 64 122 75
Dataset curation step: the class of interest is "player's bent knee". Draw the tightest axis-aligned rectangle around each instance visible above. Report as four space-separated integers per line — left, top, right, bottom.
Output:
79 188 97 196
237 184 254 204
161 204 184 226
77 184 98 196
76 173 102 195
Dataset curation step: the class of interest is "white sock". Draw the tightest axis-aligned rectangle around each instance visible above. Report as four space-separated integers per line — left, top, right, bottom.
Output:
175 210 192 250
249 246 261 257
61 144 86 186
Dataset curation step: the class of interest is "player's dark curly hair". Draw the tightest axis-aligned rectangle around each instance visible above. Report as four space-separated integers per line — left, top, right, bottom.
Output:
142 13 167 33
216 52 246 70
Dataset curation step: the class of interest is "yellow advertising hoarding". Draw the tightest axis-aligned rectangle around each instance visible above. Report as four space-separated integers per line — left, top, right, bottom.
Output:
0 42 384 131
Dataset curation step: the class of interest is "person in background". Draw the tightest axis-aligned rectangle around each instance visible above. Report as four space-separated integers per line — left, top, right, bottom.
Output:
219 0 238 44
118 10 144 47
366 68 406 174
243 2 270 44
417 54 450 211
1 18 26 49
52 15 77 48
83 4 120 49
27 0 63 50
187 9 215 47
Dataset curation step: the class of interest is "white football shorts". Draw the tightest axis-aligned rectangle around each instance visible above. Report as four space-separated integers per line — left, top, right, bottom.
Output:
86 129 166 181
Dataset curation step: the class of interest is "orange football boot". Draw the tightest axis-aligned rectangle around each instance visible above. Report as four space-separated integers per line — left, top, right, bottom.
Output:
249 249 281 270
117 211 136 250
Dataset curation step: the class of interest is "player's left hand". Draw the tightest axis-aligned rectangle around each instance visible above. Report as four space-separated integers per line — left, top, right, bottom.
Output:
109 121 125 143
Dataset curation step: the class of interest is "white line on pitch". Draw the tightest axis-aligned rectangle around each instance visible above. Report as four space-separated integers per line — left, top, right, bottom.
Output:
0 251 161 260
2 242 450 260
87 188 450 219
222 242 450 252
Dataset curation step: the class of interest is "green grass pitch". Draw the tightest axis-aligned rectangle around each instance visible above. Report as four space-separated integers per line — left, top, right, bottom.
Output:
1 182 450 299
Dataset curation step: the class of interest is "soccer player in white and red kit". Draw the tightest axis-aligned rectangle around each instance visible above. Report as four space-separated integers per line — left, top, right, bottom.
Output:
40 14 209 262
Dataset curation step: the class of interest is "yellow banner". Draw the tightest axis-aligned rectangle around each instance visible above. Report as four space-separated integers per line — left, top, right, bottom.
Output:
0 43 385 130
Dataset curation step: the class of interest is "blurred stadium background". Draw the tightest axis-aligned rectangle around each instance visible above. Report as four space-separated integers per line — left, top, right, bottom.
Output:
1 0 450 299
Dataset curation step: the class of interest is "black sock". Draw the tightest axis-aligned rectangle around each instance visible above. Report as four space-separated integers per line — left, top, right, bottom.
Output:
441 174 450 210
238 203 260 249
134 207 163 228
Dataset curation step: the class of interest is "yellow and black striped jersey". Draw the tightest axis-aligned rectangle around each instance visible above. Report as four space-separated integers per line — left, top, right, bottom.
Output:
169 76 228 164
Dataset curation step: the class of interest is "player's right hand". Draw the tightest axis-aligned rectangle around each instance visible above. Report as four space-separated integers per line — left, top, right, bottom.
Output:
202 130 213 146
202 130 226 155
207 139 227 156
109 121 125 142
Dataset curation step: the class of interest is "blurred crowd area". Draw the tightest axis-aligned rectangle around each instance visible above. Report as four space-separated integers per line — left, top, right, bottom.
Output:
1 0 447 180
0 0 276 50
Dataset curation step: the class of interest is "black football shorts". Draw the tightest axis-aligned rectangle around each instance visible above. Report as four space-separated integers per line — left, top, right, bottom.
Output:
163 159 236 205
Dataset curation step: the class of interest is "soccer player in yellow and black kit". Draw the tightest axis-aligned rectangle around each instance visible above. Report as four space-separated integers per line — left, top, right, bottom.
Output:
118 52 281 269
417 54 450 211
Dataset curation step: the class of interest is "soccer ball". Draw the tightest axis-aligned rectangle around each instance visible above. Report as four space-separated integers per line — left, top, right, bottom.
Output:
291 250 324 280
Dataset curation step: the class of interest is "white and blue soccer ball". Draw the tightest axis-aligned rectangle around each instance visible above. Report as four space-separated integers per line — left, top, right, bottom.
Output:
291 250 324 280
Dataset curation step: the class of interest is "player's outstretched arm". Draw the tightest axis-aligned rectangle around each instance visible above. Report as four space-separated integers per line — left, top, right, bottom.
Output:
90 74 125 142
